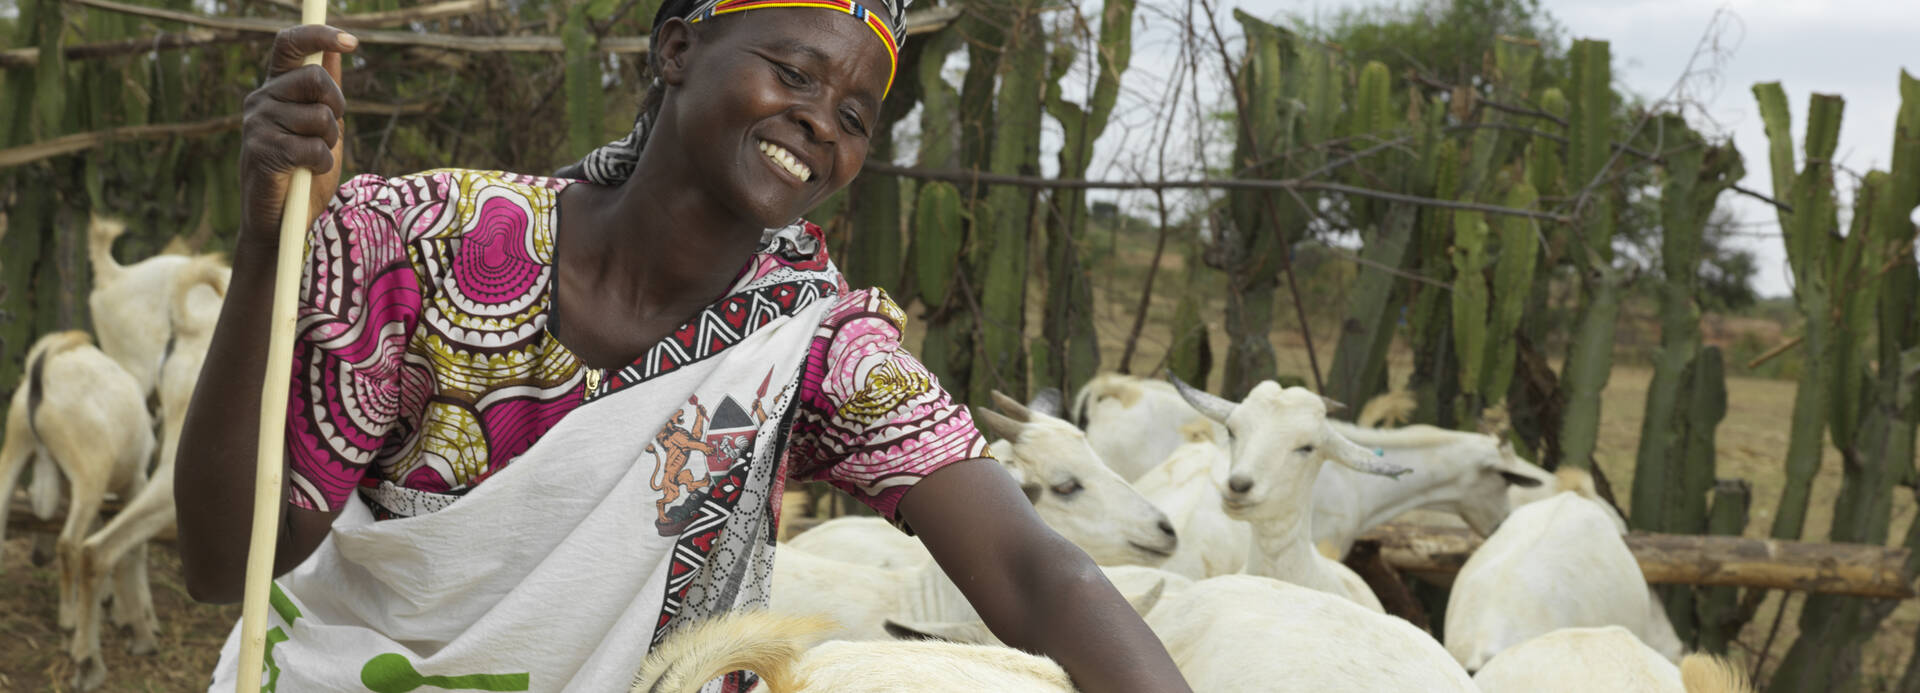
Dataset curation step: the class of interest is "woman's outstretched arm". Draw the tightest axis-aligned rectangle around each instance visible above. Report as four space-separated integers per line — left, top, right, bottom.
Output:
899 458 1192 692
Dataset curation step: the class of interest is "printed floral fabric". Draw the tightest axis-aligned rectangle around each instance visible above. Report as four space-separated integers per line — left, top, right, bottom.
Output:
284 169 986 524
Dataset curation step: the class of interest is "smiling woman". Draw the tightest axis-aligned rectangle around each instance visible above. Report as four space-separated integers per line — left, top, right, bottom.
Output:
169 0 1190 688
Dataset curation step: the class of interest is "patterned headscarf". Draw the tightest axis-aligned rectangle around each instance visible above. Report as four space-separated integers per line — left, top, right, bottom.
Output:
562 0 909 185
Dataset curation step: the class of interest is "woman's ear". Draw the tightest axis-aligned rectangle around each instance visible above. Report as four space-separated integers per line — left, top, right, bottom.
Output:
654 17 698 87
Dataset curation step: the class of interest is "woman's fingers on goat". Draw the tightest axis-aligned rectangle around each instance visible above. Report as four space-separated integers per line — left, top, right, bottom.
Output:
270 25 357 77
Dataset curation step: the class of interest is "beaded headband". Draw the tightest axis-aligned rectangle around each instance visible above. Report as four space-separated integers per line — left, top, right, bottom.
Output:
688 0 901 97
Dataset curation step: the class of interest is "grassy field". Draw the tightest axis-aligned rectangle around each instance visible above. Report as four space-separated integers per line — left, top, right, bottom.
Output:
3 225 1915 689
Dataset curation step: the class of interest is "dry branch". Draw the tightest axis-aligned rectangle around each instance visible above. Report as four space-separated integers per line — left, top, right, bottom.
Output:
1360 521 1916 599
0 102 437 168
332 0 497 29
862 162 1574 223
0 28 255 67
62 0 957 55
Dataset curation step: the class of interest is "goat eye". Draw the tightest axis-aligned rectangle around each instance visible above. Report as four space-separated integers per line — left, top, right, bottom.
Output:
1294 444 1316 455
1051 479 1083 496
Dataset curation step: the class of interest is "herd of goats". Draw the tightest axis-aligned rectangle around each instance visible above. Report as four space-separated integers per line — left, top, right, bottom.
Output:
1 218 1755 692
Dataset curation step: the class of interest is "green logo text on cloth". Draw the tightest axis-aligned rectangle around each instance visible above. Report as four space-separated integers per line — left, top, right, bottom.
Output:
360 653 532 692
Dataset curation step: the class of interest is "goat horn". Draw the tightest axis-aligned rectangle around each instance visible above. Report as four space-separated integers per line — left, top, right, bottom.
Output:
990 390 1033 423
1320 396 1347 413
1168 374 1237 424
972 405 1027 442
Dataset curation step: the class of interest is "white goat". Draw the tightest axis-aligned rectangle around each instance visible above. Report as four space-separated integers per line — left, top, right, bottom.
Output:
632 611 1074 693
0 331 156 690
972 390 1178 566
1146 574 1476 692
1169 377 1405 611
1445 469 1683 671
788 389 1177 569
87 214 196 395
1077 373 1547 558
1131 421 1250 578
63 255 228 682
1070 373 1224 481
1473 626 1753 693
769 543 1170 643
1312 422 1550 556
879 565 1188 646
785 516 927 569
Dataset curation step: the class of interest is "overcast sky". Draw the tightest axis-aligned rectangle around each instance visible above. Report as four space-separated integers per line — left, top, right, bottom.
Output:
1063 0 1918 298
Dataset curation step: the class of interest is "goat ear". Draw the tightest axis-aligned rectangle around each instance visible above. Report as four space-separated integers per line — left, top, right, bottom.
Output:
1168 374 1236 424
884 618 998 645
989 390 1034 423
973 406 1026 442
997 459 1045 504
1323 425 1412 478
1122 578 1167 616
1028 388 1065 419
1500 471 1545 488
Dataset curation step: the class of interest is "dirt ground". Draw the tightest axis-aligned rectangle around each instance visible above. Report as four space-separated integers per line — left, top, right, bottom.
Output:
0 538 236 692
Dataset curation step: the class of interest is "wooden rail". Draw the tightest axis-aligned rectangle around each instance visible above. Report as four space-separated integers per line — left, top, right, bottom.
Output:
1358 521 1915 600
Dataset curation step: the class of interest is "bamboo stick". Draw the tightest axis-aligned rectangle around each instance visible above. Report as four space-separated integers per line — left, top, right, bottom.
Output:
1359 521 1917 600
234 1 329 687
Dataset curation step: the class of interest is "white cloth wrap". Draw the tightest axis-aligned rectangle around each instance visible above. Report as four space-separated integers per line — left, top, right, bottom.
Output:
209 297 832 693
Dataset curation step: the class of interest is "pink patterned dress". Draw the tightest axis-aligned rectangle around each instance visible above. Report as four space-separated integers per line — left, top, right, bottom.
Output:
286 168 984 524
227 168 991 691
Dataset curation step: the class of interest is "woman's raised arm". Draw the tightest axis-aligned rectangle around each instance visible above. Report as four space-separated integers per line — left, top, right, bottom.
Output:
173 25 356 603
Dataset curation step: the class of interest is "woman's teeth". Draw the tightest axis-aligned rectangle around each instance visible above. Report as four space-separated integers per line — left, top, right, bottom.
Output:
758 141 813 182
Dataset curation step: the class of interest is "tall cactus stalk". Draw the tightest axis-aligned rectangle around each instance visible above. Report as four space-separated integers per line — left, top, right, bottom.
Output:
967 2 1045 403
1166 226 1213 387
1326 60 1420 410
1221 12 1290 399
1630 116 1741 535
1041 0 1133 396
1555 38 1618 472
1223 12 1340 399
1407 134 1461 427
912 181 966 387
905 27 965 386
1777 71 1920 691
1 0 67 394
562 0 616 159
1754 83 1845 542
1696 477 1751 654
1768 171 1897 692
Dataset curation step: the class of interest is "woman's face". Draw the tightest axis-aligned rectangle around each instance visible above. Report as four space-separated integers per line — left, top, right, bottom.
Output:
657 5 893 229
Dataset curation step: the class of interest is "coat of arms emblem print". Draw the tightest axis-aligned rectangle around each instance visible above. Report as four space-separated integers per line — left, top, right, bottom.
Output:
645 369 775 535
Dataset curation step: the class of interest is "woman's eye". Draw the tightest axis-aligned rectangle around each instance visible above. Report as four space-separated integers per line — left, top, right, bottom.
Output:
1051 479 1083 496
775 64 807 87
841 110 868 135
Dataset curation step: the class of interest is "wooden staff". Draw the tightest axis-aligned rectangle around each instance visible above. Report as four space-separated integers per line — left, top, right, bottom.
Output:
235 0 329 688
